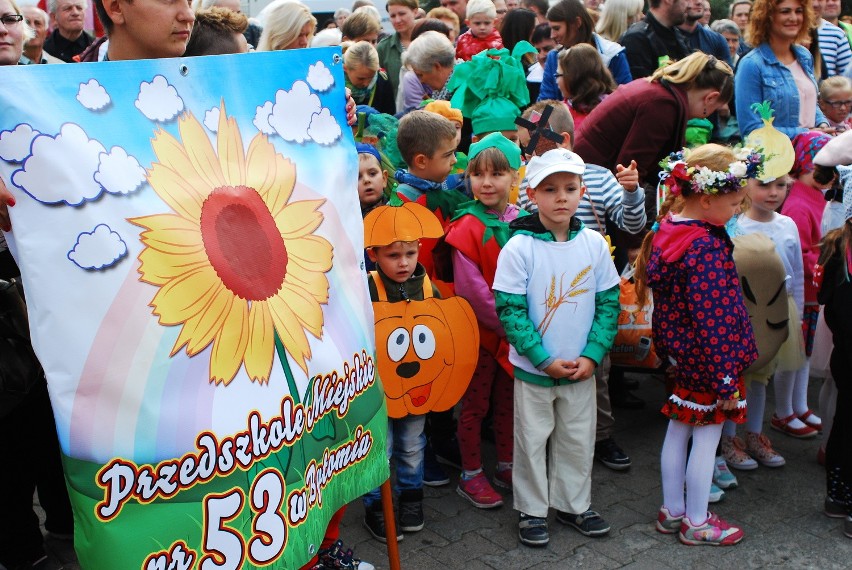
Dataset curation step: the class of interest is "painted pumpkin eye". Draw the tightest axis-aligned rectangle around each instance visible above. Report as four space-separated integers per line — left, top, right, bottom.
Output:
387 327 410 362
411 324 436 360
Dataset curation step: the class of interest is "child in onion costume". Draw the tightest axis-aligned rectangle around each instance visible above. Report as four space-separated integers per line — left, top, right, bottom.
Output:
361 196 479 541
718 103 803 473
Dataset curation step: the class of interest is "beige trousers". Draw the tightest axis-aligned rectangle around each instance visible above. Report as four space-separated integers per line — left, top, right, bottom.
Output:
512 377 597 518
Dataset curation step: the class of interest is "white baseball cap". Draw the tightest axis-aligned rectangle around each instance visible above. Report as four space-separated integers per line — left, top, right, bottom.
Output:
525 148 586 189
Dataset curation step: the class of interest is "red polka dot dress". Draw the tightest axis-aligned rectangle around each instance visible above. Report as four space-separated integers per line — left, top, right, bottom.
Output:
646 218 758 425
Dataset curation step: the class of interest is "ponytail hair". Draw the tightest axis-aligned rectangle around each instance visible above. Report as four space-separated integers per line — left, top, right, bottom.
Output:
649 51 734 104
818 220 852 272
633 193 680 307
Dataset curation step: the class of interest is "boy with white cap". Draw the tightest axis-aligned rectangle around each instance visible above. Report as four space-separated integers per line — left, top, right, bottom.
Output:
492 148 620 547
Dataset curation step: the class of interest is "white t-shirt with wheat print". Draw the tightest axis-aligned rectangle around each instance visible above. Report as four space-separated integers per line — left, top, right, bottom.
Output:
493 229 619 377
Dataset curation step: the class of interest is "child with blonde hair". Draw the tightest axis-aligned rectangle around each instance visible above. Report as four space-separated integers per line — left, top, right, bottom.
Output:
635 143 764 546
445 134 527 509
455 0 504 60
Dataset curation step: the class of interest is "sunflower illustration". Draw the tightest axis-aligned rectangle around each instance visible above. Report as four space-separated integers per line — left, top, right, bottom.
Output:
131 103 333 385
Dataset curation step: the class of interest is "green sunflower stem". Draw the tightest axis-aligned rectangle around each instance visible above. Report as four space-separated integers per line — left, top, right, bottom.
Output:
273 332 307 472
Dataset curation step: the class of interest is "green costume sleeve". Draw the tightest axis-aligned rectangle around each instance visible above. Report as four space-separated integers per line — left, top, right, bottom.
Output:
494 290 551 368
580 284 620 365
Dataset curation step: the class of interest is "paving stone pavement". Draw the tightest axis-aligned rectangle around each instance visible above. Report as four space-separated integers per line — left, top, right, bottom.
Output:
34 373 851 569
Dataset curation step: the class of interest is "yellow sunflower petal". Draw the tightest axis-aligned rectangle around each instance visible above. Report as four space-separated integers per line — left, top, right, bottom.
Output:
177 112 226 191
285 264 330 304
277 282 324 338
268 297 312 373
274 200 326 238
172 288 234 356
216 103 247 187
285 235 334 273
138 246 210 286
132 214 204 255
146 163 208 221
243 300 275 382
209 298 250 385
245 134 296 214
151 265 222 326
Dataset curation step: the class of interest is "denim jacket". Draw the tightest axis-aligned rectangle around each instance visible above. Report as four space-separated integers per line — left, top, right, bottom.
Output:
735 43 828 139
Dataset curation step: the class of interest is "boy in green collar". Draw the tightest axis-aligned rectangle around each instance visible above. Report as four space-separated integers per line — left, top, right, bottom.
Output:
492 148 620 547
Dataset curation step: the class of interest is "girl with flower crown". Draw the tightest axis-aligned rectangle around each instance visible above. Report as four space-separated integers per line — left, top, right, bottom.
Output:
634 143 763 547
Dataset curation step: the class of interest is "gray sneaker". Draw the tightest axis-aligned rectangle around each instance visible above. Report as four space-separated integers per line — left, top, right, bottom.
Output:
518 513 549 547
556 509 611 537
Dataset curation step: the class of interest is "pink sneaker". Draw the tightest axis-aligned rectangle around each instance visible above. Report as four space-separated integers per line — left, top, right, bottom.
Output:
720 435 758 470
493 468 512 490
656 506 684 534
679 512 744 546
457 472 503 509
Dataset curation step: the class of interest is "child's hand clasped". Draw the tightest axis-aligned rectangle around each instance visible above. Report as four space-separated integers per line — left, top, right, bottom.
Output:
716 398 739 411
543 357 595 381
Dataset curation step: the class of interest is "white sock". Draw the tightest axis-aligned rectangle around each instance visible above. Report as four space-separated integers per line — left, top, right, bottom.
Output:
661 420 691 517
745 382 766 434
462 468 482 479
685 423 723 525
773 370 807 430
792 361 818 422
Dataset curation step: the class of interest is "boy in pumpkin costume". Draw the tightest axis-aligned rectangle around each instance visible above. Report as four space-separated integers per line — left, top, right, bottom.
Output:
361 198 444 542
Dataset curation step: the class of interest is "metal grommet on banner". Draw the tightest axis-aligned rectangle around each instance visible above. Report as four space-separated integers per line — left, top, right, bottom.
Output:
332 53 342 65
179 64 189 76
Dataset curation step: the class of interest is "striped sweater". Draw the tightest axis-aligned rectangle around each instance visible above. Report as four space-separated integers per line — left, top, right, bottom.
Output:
818 19 852 77
516 162 647 235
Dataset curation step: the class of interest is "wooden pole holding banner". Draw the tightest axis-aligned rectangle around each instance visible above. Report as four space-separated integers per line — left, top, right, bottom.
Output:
380 479 401 570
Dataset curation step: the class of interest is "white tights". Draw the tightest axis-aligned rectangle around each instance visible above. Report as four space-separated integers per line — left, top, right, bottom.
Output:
661 420 723 525
720 382 766 438
774 361 820 430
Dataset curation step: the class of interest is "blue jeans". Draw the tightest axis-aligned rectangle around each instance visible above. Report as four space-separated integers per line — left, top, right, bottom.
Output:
363 414 426 506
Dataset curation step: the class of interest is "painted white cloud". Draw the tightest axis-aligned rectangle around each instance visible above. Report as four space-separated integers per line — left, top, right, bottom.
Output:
308 108 341 146
307 61 334 92
135 75 184 122
268 81 322 143
67 224 128 270
204 107 220 132
95 147 146 195
253 101 275 135
76 79 111 111
11 124 106 206
0 124 40 162
252 101 275 135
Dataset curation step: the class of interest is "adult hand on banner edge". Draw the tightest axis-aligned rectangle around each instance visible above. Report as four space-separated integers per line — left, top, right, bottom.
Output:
346 88 357 126
0 176 14 232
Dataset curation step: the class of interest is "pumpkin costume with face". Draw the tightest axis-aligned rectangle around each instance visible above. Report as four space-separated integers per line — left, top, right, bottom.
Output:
364 198 480 419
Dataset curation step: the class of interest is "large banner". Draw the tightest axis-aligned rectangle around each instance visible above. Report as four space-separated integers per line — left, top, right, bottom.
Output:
0 49 388 569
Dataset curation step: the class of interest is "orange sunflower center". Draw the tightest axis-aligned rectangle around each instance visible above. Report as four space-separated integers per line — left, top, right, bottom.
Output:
200 185 288 301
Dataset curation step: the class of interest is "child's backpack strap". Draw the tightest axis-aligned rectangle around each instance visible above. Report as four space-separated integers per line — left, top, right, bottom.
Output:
422 274 433 299
370 271 434 300
370 271 388 302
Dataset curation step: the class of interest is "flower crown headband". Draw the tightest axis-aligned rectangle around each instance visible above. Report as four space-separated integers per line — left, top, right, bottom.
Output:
658 147 764 200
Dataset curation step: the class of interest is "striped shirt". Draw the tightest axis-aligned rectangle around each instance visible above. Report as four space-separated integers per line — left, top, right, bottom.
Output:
818 20 852 77
516 162 647 234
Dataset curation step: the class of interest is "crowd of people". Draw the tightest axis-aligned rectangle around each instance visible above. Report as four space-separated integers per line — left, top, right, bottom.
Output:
1 0 852 568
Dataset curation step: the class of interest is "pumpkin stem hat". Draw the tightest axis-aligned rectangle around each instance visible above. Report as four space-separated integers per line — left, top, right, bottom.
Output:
363 190 444 248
